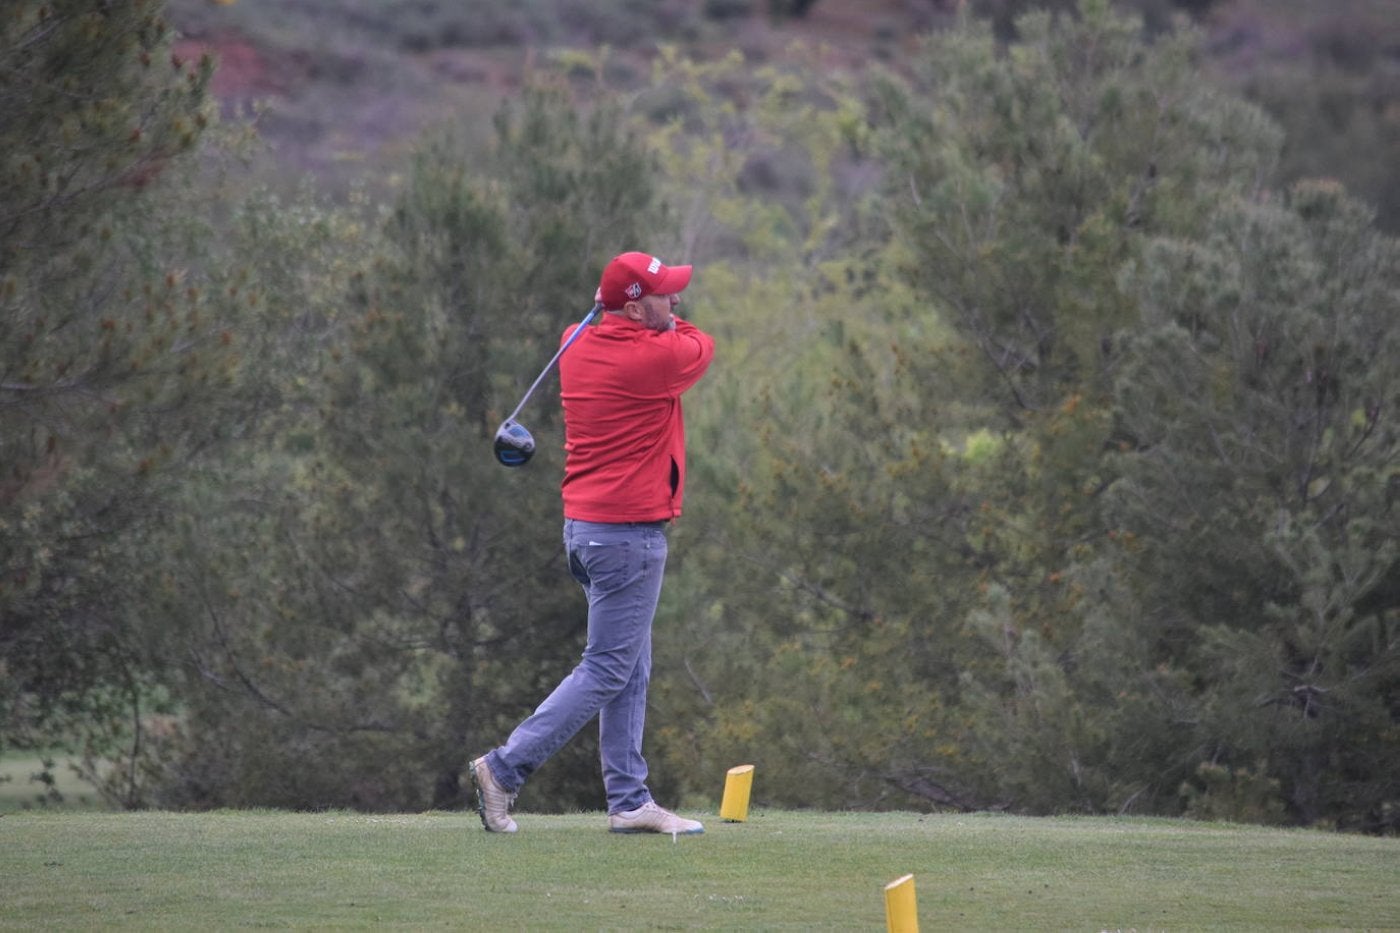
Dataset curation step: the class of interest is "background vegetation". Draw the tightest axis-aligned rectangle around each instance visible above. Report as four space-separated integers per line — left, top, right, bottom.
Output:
3 0 1396 833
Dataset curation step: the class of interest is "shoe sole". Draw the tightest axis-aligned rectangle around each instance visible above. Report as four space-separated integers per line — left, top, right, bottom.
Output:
609 826 704 835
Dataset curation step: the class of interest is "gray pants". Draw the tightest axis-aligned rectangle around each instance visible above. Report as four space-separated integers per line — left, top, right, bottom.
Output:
484 519 669 814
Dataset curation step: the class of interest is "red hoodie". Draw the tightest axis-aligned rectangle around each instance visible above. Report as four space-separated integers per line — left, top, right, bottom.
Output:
558 313 715 523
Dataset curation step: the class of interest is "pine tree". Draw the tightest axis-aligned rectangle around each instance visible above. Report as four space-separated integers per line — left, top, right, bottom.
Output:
1 0 216 793
1109 182 1400 830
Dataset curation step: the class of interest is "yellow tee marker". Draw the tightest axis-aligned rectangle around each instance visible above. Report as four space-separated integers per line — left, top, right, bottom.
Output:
719 764 754 822
884 874 918 933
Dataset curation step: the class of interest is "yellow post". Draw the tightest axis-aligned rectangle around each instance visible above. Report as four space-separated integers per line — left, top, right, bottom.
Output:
718 764 755 822
884 874 918 933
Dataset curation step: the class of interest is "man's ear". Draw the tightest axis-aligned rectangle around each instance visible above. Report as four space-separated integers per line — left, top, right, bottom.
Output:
621 301 645 322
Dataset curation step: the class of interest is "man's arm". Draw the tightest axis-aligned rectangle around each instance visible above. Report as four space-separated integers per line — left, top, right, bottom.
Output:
666 318 715 395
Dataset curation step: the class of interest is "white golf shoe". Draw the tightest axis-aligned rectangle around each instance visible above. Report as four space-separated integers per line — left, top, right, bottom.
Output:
468 757 518 833
608 801 704 835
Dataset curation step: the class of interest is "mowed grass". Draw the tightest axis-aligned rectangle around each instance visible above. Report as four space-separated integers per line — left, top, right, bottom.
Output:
0 754 106 813
2 808 1396 930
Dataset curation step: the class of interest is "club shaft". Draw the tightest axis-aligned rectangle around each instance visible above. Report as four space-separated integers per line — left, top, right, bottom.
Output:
505 304 600 423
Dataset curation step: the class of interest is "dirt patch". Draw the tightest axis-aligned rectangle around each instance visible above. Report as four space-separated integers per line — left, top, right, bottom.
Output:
175 33 291 103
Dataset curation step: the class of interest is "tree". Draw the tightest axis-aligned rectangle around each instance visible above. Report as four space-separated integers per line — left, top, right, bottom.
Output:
143 81 675 811
1 0 218 798
836 0 1282 815
1109 181 1400 830
650 0 1395 829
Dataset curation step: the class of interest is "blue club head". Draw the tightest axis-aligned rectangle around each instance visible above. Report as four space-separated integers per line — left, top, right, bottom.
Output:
493 419 535 467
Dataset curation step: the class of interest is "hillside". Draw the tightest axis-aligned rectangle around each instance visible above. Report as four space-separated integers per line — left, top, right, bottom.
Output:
166 0 1400 228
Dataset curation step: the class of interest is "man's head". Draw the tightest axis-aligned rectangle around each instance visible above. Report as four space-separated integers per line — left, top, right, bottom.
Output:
599 252 692 331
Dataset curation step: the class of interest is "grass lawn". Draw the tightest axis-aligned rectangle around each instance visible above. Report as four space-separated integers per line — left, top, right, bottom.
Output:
0 753 106 813
2 808 1395 929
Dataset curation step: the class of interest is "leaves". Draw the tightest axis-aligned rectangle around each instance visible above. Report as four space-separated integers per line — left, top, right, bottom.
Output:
4 0 1395 830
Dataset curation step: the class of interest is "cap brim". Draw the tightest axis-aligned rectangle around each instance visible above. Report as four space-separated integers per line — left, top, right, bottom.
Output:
656 263 692 295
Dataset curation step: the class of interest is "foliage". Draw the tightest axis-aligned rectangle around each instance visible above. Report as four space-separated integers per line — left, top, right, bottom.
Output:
140 80 672 811
166 0 709 54
5 0 1396 831
847 0 1284 817
643 0 1397 833
1 0 218 795
973 0 1229 40
1109 180 1400 830
1215 0 1400 233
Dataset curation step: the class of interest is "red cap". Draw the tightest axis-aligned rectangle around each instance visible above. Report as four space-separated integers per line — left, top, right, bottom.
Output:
597 252 692 310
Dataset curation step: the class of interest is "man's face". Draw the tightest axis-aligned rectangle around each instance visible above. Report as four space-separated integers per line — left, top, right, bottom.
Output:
629 292 679 331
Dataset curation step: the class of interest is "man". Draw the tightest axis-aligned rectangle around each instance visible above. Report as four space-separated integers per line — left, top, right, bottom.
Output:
469 252 715 834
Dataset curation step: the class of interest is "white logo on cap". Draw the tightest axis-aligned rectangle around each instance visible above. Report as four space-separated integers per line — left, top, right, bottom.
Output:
625 282 643 299
647 257 662 274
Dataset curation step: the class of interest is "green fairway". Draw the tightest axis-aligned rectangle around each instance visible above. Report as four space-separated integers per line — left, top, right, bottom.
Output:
1 809 1395 929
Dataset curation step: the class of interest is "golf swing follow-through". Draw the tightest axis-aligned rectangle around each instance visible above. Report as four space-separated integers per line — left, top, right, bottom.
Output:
492 302 601 467
471 251 715 836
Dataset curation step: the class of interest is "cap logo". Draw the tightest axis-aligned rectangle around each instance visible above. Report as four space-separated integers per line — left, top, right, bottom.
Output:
625 282 643 300
647 257 662 274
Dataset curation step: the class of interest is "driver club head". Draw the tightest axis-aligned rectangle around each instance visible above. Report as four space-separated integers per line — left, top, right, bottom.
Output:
493 419 535 467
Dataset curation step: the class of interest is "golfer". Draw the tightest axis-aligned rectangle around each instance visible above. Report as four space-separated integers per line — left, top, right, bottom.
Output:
470 252 715 834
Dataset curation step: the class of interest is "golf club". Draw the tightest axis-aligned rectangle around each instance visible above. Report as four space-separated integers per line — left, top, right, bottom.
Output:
493 303 600 467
